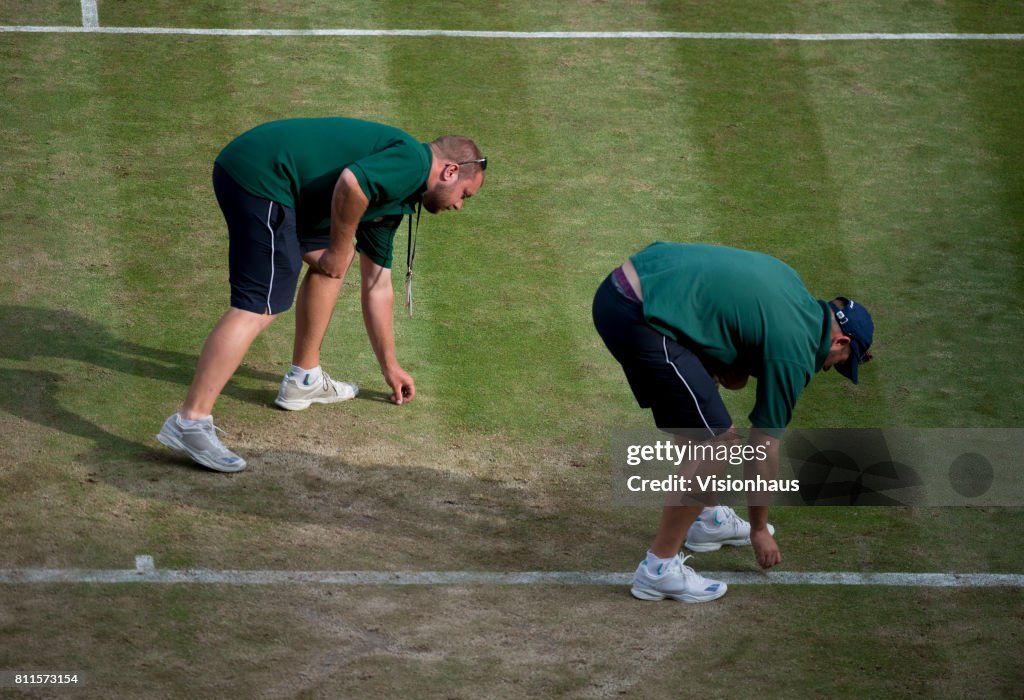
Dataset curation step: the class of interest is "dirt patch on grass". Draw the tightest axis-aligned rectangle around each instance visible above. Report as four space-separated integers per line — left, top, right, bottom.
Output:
0 584 730 698
5 585 1022 698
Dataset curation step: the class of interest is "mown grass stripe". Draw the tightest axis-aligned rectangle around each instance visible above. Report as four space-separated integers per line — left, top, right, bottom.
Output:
1 27 1023 40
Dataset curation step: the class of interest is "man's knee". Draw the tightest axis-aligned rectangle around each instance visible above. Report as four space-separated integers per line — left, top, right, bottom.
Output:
226 306 278 328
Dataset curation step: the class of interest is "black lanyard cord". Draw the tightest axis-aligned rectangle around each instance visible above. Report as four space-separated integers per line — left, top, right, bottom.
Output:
405 202 422 318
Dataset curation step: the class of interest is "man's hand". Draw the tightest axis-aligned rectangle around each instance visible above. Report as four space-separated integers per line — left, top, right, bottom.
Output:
713 368 749 390
315 248 348 279
751 528 781 569
384 365 415 405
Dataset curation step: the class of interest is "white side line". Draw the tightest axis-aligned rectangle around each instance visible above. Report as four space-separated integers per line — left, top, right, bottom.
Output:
79 0 99 28
1 26 1023 40
0 557 1021 587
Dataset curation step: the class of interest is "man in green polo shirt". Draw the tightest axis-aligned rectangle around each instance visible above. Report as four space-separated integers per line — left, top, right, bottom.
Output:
593 242 875 602
157 117 487 472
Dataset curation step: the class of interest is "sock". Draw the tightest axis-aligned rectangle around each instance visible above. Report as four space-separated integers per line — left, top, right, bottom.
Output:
290 364 322 386
644 551 676 576
177 413 209 428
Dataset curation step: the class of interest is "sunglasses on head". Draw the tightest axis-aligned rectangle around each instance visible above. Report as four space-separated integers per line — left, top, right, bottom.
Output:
457 157 487 171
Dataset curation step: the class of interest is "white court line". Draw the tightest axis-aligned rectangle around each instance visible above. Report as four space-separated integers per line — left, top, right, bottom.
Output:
0 26 1023 40
0 556 1020 587
79 0 98 28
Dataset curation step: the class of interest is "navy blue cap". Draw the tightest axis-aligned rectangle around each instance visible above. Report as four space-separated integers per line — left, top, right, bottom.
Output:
828 298 874 384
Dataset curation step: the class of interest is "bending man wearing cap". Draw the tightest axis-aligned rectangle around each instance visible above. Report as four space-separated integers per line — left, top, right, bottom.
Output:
593 242 874 603
157 117 487 473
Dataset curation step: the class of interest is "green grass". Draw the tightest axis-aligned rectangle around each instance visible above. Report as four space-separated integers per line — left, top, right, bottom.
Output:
1 2 1023 697
87 0 1024 33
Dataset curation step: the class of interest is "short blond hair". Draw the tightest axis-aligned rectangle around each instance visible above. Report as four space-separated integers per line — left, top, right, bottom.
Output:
430 135 484 177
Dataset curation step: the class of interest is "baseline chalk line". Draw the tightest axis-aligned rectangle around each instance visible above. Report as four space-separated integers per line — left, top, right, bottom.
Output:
1 26 1023 40
1 556 1021 587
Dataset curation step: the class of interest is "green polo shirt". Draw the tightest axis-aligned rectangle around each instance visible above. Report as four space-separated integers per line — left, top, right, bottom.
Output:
631 242 832 434
215 117 432 268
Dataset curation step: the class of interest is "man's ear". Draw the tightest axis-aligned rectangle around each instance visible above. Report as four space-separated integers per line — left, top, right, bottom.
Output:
440 162 460 182
832 334 851 351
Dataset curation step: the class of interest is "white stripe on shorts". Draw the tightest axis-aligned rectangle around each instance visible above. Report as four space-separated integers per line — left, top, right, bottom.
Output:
662 336 716 437
263 202 275 314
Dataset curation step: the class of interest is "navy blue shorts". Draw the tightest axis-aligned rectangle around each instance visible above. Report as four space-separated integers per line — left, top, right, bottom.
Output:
592 272 732 437
213 165 405 313
213 163 333 315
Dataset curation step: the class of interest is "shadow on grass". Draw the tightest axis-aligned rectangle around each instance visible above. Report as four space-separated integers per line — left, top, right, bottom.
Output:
0 304 280 457
0 305 649 568
353 388 395 403
0 303 280 387
90 447 646 571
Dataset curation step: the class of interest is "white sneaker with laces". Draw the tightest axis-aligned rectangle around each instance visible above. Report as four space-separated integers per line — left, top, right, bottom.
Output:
630 554 727 603
274 370 358 411
156 413 247 473
685 505 775 552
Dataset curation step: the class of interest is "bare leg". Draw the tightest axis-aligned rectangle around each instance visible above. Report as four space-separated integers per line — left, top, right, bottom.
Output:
181 307 276 418
650 505 704 558
649 428 741 557
292 263 344 369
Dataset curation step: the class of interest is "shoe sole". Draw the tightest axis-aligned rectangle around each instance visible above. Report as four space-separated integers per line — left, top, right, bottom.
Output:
684 539 746 552
685 525 776 552
156 430 247 473
630 583 728 603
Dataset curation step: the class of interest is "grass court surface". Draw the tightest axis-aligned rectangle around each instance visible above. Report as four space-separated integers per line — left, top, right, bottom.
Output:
1 1 1023 697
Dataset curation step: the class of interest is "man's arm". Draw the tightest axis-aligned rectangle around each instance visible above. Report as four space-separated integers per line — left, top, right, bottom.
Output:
360 254 415 405
746 427 782 569
317 169 370 279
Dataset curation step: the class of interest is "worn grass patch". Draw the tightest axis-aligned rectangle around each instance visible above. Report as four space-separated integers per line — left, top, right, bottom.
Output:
1 585 1022 698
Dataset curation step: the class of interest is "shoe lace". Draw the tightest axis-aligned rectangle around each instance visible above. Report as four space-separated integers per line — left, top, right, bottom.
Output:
676 555 699 577
202 421 234 454
319 371 338 394
198 420 228 438
715 505 741 530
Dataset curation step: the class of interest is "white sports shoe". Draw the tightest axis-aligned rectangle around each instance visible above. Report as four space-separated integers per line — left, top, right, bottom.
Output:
630 554 727 603
156 413 247 473
684 505 776 552
274 370 358 411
